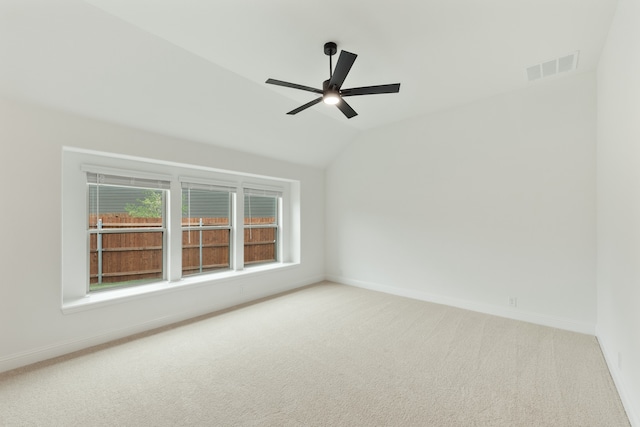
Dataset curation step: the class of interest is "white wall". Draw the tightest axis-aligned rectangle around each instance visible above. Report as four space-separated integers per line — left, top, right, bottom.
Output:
0 97 325 373
326 72 597 334
596 0 640 423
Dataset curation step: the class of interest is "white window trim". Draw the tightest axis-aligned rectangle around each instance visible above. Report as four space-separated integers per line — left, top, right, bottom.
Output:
61 147 300 313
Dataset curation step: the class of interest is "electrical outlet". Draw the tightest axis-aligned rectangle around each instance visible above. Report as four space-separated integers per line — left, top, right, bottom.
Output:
508 297 518 307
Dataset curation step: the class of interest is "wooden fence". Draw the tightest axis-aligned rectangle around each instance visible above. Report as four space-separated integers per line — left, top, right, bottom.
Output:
89 213 276 288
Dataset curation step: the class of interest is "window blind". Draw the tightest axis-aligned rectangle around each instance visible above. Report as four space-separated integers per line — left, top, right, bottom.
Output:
180 181 237 193
86 172 170 190
243 187 283 198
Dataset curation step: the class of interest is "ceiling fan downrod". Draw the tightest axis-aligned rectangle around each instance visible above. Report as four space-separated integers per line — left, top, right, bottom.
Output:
324 41 337 79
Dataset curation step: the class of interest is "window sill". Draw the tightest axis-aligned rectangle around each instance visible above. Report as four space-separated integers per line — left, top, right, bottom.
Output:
61 262 299 314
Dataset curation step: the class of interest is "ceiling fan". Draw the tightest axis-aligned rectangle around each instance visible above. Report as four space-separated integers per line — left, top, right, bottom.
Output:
266 42 401 119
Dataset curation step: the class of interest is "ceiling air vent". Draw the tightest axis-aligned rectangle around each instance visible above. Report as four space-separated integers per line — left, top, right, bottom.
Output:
526 51 579 82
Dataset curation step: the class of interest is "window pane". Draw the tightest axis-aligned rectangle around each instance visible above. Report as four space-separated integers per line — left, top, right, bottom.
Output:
88 185 165 292
244 193 278 265
244 227 277 264
182 229 230 275
89 231 164 292
244 194 276 225
182 189 230 226
89 186 164 229
181 188 232 277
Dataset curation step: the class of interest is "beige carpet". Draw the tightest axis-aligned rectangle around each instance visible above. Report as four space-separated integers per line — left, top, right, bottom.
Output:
0 282 630 426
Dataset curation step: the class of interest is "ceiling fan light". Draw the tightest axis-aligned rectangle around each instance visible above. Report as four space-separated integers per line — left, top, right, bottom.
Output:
323 91 340 105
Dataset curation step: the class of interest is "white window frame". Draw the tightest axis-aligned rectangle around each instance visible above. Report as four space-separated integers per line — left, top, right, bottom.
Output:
61 147 299 312
86 171 170 291
180 178 237 278
243 186 283 267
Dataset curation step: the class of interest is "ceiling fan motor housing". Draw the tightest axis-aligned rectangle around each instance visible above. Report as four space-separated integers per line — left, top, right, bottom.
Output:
322 79 340 104
322 79 335 92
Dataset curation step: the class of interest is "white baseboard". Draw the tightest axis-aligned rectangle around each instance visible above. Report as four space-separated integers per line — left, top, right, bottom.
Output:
0 275 323 374
326 275 595 335
243 274 325 301
597 334 639 427
0 313 194 374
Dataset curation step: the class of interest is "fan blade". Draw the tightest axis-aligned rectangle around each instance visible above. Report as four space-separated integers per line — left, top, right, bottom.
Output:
266 78 323 94
341 83 401 97
329 50 357 89
287 97 323 115
336 98 358 119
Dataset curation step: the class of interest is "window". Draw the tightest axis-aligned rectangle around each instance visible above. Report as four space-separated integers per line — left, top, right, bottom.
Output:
244 188 281 266
62 147 299 308
181 182 234 277
87 172 169 292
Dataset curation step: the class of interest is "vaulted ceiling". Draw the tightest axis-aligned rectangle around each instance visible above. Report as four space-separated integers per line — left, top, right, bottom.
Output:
0 0 618 167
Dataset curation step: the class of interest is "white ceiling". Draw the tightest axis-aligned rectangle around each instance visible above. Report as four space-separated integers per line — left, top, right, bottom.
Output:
0 0 618 167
